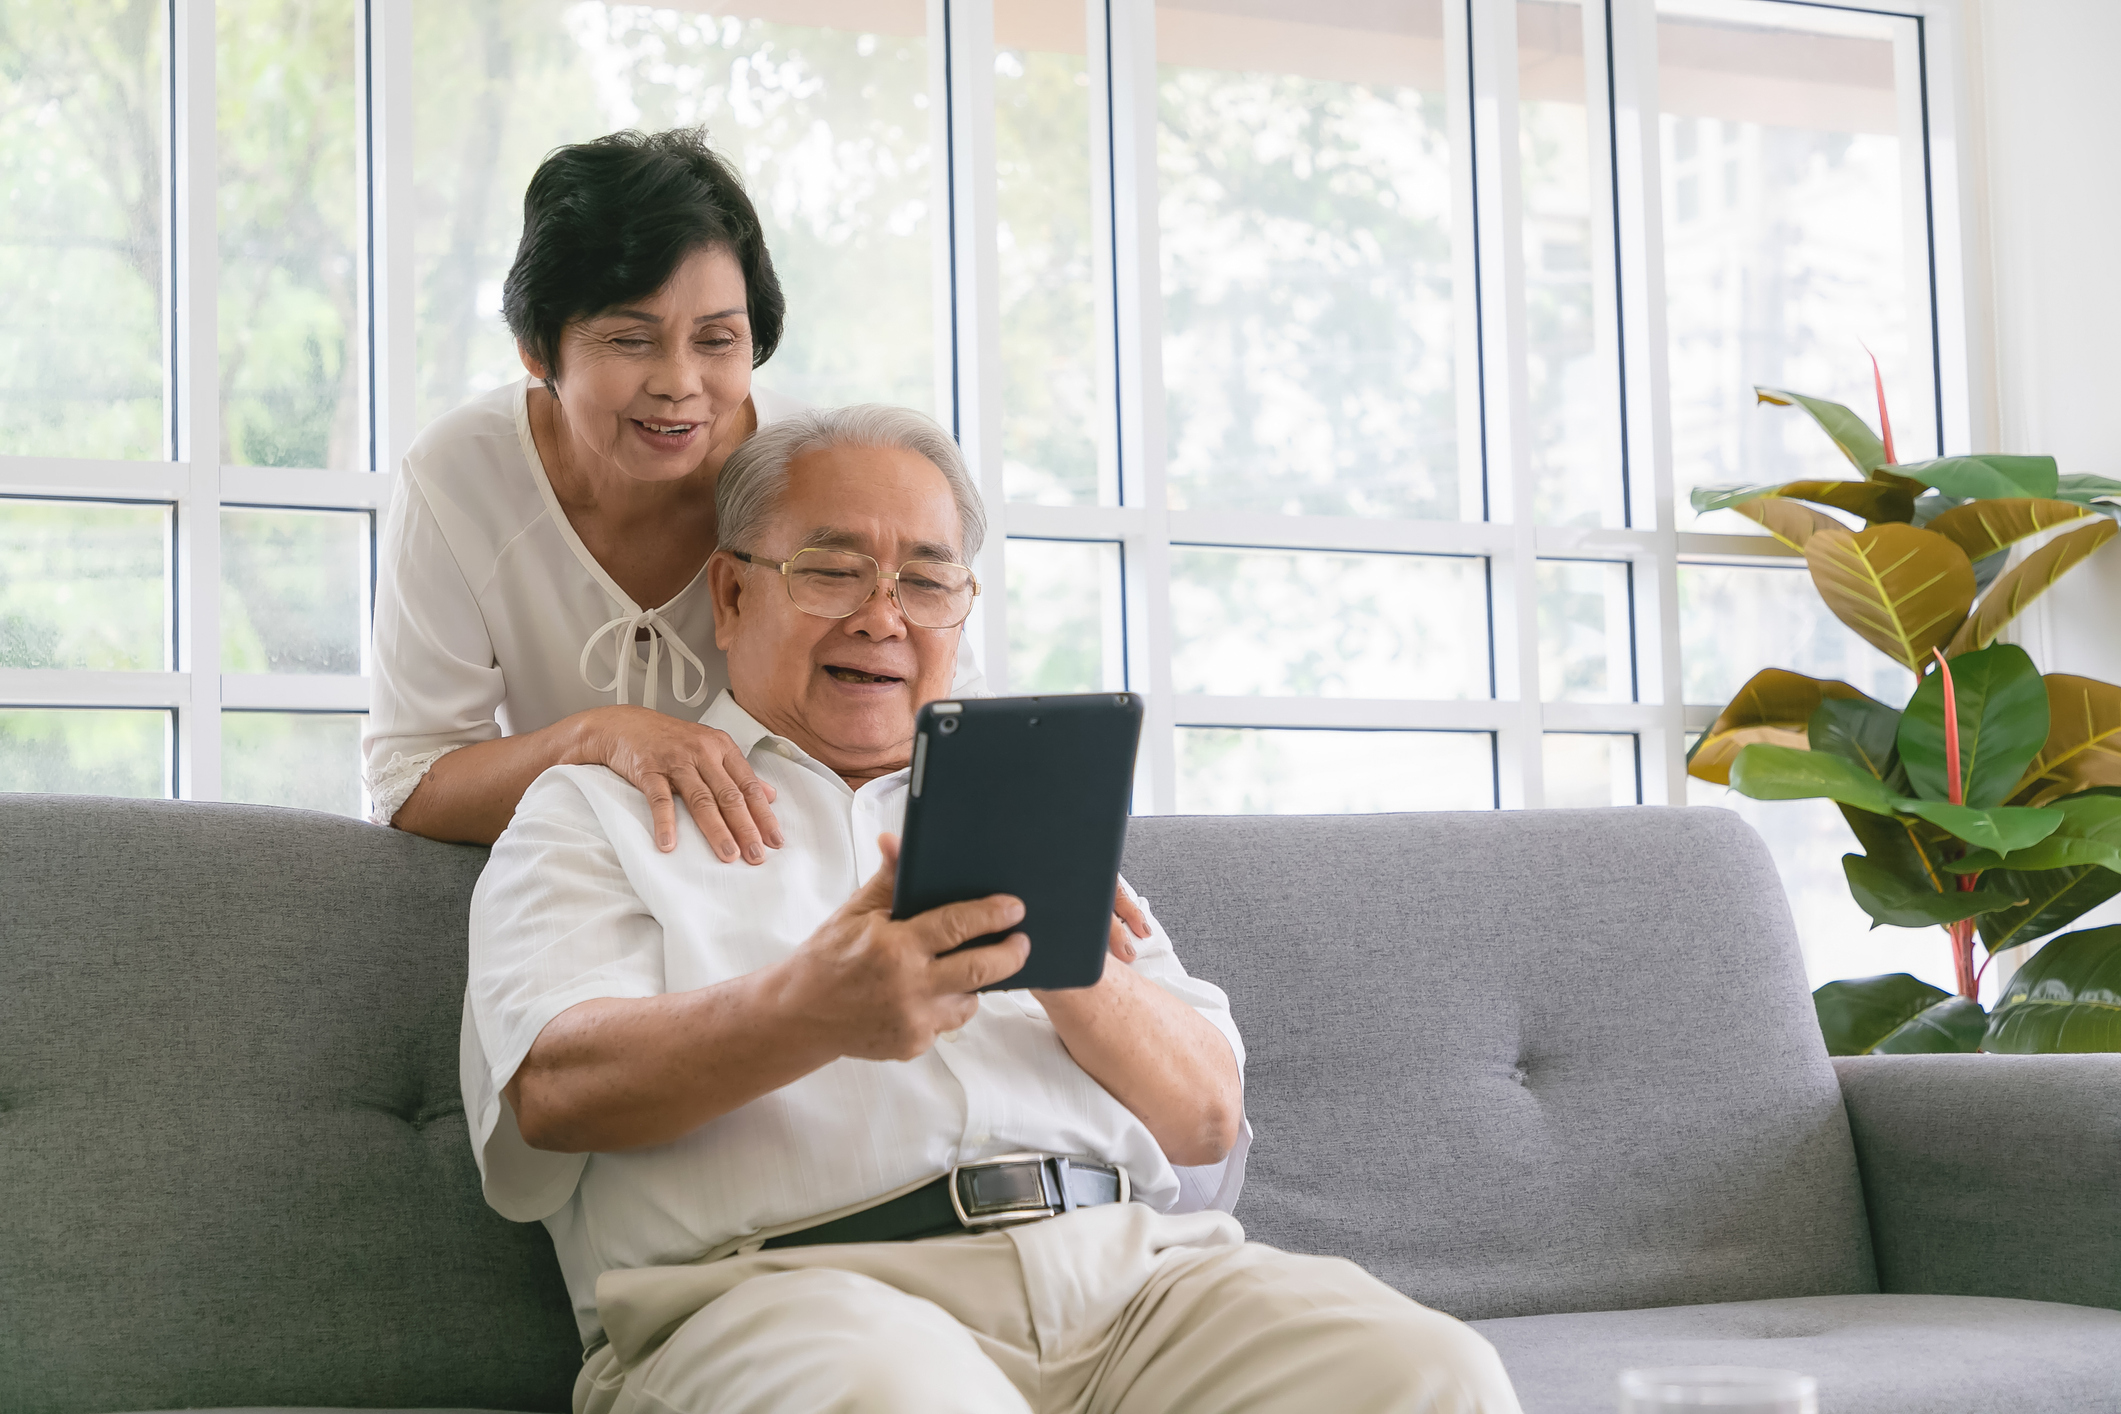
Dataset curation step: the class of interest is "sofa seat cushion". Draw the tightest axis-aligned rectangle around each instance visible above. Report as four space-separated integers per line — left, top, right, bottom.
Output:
1472 1293 2121 1413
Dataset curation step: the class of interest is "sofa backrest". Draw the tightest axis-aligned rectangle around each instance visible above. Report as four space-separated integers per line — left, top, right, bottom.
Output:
0 796 578 1414
1120 806 1877 1321
2 795 1878 1412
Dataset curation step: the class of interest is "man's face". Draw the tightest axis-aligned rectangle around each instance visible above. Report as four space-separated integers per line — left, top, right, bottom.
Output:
711 443 966 779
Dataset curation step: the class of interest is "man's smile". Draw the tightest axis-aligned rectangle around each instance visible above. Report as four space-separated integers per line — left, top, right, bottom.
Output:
823 664 905 685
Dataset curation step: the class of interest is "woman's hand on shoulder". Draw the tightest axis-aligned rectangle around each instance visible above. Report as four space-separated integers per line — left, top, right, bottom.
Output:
579 706 782 860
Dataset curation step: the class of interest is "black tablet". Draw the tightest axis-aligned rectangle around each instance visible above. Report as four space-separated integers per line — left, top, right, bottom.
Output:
892 692 1143 991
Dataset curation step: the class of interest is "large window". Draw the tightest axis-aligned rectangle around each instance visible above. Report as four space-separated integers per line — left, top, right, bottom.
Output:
0 0 1970 987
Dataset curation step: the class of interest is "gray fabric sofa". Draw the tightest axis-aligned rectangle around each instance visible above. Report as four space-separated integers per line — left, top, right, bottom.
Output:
3 795 2116 1414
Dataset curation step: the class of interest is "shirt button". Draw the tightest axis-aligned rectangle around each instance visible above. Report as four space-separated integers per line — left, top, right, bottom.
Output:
940 1028 963 1044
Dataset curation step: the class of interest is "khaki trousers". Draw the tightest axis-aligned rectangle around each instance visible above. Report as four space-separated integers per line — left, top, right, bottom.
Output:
576 1204 1522 1414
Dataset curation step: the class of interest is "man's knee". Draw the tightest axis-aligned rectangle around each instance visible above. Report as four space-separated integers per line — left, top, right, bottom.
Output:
1148 1248 1520 1413
633 1267 1029 1414
1273 1254 1518 1412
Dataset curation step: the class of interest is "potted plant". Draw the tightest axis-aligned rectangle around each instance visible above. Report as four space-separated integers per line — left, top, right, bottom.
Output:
1686 372 2121 1054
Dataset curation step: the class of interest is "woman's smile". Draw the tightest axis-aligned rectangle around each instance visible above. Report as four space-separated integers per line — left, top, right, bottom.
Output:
631 416 707 453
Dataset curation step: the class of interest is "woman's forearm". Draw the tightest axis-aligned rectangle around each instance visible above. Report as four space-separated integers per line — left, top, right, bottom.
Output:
1036 965 1243 1167
392 706 782 858
390 715 595 845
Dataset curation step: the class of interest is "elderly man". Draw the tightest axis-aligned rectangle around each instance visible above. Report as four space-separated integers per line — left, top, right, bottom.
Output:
461 405 1522 1414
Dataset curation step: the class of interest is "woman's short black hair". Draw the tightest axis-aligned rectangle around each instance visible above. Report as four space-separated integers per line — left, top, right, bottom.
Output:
502 128 784 383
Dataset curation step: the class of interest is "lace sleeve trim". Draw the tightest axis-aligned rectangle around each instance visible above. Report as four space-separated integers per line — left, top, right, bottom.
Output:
366 743 470 826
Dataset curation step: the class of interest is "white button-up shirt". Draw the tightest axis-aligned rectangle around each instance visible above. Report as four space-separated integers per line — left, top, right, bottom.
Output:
462 691 1249 1342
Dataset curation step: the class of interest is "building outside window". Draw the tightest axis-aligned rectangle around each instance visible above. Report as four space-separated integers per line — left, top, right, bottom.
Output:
0 0 1978 991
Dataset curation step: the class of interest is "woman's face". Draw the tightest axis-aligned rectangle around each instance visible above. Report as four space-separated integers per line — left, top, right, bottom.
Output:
527 244 755 485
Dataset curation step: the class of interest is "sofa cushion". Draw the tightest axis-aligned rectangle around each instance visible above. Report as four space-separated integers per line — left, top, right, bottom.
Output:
1471 1293 2121 1413
0 796 577 1414
1121 808 1876 1320
1835 1053 2121 1311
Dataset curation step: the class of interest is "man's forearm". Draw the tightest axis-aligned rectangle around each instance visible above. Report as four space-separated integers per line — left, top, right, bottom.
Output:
1037 965 1243 1168
504 962 835 1152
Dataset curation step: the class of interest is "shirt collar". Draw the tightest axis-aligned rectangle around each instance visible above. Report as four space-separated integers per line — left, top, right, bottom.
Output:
701 689 782 759
701 689 912 798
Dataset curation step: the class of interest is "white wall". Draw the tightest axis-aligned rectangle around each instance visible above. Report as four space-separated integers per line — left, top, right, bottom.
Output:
1961 0 2121 964
1967 0 2121 682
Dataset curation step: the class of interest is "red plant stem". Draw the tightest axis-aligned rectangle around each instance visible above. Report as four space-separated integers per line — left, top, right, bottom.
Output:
1868 346 1898 465
1932 648 1980 998
1951 919 1979 999
1933 648 1963 807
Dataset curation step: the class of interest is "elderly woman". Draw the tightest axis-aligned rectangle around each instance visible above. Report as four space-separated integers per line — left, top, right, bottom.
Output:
363 128 984 862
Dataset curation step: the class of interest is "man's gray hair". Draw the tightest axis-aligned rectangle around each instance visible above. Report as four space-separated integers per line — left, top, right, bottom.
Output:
716 404 987 562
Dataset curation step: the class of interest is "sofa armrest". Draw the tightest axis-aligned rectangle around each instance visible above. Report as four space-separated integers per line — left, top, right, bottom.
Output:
1834 1054 2121 1311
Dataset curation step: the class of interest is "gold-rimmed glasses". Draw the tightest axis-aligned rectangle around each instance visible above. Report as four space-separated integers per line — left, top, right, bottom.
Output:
728 547 980 630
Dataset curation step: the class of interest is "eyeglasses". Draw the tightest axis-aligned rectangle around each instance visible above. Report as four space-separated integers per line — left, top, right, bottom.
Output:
729 547 980 630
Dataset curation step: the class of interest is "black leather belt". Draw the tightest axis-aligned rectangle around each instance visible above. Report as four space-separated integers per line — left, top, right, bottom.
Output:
762 1153 1131 1251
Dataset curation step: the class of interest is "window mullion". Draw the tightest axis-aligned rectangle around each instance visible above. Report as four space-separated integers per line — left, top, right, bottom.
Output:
1463 0 1543 809
170 0 220 801
359 0 416 481
934 0 1011 693
1918 4 1979 456
1606 0 1685 803
1098 0 1176 814
1891 19 1942 462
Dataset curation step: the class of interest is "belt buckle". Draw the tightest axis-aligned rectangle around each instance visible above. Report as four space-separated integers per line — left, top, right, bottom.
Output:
948 1152 1130 1233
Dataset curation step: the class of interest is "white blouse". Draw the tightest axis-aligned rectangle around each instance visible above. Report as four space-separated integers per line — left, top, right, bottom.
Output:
362 377 985 824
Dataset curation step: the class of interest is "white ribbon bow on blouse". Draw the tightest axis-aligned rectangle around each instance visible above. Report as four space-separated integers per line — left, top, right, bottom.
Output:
578 607 710 711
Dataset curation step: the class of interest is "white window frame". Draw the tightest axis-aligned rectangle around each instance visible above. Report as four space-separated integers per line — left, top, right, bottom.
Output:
0 0 1977 814
947 0 1980 814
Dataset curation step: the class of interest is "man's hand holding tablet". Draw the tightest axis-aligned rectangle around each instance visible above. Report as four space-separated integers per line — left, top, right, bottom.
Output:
892 693 1144 991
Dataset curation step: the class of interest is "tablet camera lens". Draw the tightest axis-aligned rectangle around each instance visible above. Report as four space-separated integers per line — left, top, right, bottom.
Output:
937 716 959 735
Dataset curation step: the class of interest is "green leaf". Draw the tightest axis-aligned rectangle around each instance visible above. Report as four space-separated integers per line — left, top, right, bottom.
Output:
1872 997 1991 1054
2009 679 2121 807
1946 520 2119 657
1690 670 1875 786
1813 973 1983 1055
1692 482 1785 514
1729 744 1908 816
1897 802 2062 855
1911 496 2010 591
1898 643 2050 807
1923 498 2101 563
1972 549 2010 597
1804 524 1975 674
2054 472 2121 514
1731 497 1850 551
1779 480 1917 525
1809 697 1907 792
1983 925 2121 1052
1692 480 1914 525
1954 792 2121 874
1842 853 2017 928
1840 804 1953 896
1890 454 2061 500
1754 387 1888 474
1976 865 2121 956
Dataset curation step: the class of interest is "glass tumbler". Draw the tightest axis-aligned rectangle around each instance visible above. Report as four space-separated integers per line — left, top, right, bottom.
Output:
1618 1367 1819 1413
